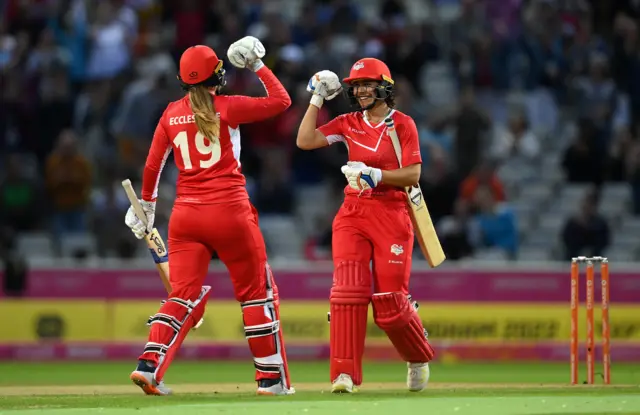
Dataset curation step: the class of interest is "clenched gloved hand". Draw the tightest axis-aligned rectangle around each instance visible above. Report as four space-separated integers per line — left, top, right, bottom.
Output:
227 36 266 72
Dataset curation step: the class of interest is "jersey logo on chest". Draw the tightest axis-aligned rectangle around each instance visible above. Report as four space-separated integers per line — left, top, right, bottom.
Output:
345 127 387 152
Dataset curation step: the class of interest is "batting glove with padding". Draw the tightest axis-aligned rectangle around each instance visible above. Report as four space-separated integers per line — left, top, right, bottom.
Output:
124 200 155 239
226 36 265 71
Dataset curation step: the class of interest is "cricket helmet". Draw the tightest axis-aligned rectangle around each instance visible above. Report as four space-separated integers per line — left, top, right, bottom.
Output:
342 58 395 110
177 45 227 91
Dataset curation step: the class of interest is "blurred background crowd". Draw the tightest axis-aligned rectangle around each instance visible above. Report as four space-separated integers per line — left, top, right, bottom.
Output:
3 0 640 266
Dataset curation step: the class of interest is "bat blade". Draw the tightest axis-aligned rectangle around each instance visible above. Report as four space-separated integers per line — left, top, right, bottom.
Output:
384 118 446 268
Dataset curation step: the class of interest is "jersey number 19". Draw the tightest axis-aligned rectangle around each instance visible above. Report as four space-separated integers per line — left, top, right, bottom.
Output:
173 131 222 170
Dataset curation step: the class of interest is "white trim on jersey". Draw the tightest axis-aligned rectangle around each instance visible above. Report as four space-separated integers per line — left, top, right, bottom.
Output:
346 125 387 152
228 125 242 169
326 134 345 145
151 147 172 200
363 109 396 129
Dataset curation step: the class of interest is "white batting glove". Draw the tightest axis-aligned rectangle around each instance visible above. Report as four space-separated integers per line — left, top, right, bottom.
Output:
307 70 342 108
124 200 156 240
227 36 266 71
341 161 382 191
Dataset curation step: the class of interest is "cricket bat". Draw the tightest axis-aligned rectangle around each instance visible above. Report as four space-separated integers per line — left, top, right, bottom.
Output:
121 179 204 329
384 118 446 268
121 179 172 292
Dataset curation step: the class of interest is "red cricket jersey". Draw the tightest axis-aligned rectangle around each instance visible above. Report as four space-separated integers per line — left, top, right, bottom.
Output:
318 109 422 201
141 66 291 204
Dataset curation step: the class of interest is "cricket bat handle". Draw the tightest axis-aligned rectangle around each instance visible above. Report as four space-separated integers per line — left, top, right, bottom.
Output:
122 179 149 227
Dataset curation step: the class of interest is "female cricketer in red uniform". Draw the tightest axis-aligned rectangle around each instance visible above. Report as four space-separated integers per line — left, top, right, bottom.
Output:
296 58 435 393
124 36 294 396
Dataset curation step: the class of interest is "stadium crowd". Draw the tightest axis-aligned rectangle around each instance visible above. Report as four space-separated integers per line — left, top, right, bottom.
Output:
2 0 640 264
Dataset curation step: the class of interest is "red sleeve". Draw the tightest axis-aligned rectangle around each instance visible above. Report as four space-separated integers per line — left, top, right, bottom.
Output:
399 116 422 166
222 66 291 126
141 116 172 202
317 115 345 145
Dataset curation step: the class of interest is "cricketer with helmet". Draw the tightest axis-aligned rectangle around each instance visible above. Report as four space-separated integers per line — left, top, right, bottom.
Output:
296 58 434 393
124 37 294 396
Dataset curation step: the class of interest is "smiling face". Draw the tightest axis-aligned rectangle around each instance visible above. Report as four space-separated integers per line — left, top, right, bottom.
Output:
350 79 380 109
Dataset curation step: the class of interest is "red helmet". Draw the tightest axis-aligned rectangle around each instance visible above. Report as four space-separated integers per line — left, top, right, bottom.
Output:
342 58 394 85
178 45 226 90
343 58 395 110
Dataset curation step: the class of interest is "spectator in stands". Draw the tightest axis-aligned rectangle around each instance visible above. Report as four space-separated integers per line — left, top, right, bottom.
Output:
303 178 343 261
452 86 492 177
421 152 459 224
419 112 453 169
45 129 92 240
90 167 131 257
575 53 617 137
460 160 506 204
85 1 134 81
625 140 640 215
74 79 125 175
449 0 489 59
561 187 610 259
562 118 604 184
491 110 540 188
437 199 475 260
0 69 29 156
608 126 634 181
252 148 294 215
33 62 74 167
394 76 427 125
25 27 70 76
112 71 178 170
470 185 518 259
305 28 344 75
611 14 640 126
0 154 40 232
0 20 20 71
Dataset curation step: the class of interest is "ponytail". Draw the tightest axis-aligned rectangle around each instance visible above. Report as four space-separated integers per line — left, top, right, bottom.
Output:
188 85 220 143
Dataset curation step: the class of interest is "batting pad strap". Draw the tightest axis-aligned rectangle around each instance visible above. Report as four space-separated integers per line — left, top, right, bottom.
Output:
167 285 212 312
240 298 279 339
240 298 273 309
244 320 280 339
147 313 183 333
144 342 169 356
254 355 284 374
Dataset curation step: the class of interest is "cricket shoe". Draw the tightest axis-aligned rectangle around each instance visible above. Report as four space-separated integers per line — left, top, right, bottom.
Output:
407 362 430 392
256 378 296 396
130 360 172 396
331 373 358 393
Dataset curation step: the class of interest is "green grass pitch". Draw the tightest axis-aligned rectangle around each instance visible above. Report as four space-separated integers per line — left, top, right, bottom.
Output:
0 361 638 414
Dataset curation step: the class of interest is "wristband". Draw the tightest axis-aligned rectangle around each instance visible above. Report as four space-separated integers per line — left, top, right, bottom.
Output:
250 59 265 72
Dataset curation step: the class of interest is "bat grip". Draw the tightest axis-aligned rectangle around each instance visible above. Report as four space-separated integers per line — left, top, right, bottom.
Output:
122 180 149 227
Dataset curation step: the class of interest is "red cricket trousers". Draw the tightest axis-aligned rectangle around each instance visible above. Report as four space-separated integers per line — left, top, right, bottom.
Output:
167 199 272 303
332 196 414 292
